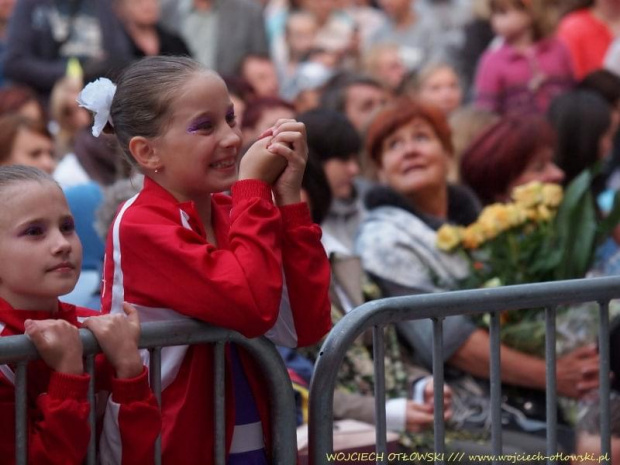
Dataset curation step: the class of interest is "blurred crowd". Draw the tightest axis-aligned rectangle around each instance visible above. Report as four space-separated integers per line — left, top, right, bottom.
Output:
0 0 619 462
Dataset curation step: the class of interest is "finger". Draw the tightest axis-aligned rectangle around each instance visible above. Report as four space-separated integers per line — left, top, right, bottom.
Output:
269 133 307 160
571 344 598 358
272 121 306 138
267 142 296 161
257 127 274 139
271 118 297 130
24 319 34 333
123 302 139 321
577 379 599 393
580 361 600 376
80 317 93 330
409 402 433 413
270 130 306 146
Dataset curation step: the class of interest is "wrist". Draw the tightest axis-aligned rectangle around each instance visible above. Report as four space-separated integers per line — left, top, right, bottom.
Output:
114 354 143 379
274 190 301 206
56 358 84 375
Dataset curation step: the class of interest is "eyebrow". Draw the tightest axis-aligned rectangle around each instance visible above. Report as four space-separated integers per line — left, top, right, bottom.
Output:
15 213 73 228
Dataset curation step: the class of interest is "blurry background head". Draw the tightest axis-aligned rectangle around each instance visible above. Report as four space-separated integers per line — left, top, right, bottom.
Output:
298 108 362 200
114 0 161 28
0 114 55 174
400 62 463 116
241 96 296 148
362 43 408 93
49 76 91 158
460 113 563 204
239 53 280 98
0 85 46 125
320 73 389 134
548 89 616 186
365 97 453 202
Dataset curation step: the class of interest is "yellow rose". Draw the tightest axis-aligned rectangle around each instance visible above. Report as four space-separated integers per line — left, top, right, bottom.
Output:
506 203 527 227
512 181 543 208
478 204 514 237
491 204 513 232
536 204 553 221
525 208 538 221
436 224 463 251
462 223 486 249
541 183 563 208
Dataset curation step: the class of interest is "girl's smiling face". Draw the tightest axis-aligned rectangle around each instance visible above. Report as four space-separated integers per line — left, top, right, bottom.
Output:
147 72 243 202
0 181 82 311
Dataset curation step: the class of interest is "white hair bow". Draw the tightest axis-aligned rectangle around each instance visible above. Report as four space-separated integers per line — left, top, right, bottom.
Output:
77 77 117 137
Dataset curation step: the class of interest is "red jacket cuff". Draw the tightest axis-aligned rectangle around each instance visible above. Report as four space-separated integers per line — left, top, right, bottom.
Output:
279 203 313 229
231 180 273 205
48 372 90 400
111 366 152 403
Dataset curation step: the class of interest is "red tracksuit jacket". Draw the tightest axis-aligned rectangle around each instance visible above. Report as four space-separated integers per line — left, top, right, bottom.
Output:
101 178 331 464
0 299 161 465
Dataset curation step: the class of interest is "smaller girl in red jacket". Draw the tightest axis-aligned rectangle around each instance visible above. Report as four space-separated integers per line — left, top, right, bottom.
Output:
473 0 575 115
0 165 160 465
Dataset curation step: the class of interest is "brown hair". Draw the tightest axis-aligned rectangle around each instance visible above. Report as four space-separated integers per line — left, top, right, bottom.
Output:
489 0 558 40
0 114 52 164
460 113 556 204
0 85 45 119
108 56 210 167
365 97 453 167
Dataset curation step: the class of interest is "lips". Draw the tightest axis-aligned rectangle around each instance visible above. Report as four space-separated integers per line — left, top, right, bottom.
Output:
48 262 76 272
402 164 426 174
209 157 237 169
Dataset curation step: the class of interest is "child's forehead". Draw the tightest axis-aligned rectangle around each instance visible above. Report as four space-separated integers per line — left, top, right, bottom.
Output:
170 72 231 110
1 180 65 206
169 73 232 116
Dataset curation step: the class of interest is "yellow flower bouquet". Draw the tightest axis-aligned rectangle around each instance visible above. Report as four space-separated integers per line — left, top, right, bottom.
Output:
437 170 620 356
437 181 564 289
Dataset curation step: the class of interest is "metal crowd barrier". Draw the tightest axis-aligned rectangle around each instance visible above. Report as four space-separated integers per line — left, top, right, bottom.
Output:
0 318 298 465
309 276 620 465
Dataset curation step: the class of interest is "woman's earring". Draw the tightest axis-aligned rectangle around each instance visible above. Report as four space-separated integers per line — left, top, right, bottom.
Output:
154 168 160 173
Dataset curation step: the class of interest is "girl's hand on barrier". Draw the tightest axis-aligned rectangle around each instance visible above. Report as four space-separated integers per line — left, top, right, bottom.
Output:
239 132 288 185
82 303 143 379
24 319 84 375
556 344 599 398
266 119 308 206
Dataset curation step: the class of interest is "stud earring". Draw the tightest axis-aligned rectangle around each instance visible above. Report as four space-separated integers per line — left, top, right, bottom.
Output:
154 168 160 173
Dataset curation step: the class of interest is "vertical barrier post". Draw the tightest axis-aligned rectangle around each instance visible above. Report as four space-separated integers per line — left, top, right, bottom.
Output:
373 325 388 464
432 317 445 465
214 342 226 465
149 347 163 465
545 305 557 465
599 300 611 463
15 362 27 465
85 355 97 465
489 311 502 464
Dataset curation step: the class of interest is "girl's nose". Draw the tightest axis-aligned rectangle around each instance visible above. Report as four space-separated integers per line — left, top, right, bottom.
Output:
221 125 242 149
51 230 72 255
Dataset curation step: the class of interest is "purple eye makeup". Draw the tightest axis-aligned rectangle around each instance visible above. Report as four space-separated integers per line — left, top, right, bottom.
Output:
187 117 213 134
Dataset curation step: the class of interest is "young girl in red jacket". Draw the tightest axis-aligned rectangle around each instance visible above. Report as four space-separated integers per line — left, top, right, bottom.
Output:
78 55 332 464
0 165 160 465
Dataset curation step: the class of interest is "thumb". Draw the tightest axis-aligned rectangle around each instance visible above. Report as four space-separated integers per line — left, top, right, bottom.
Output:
24 319 35 336
123 302 140 324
